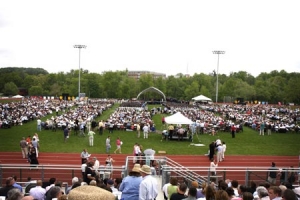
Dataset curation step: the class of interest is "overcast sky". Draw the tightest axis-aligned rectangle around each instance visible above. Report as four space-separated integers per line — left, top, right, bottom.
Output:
0 0 300 77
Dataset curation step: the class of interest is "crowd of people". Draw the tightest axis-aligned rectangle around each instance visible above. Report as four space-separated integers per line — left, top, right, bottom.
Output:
1 165 300 200
0 162 160 200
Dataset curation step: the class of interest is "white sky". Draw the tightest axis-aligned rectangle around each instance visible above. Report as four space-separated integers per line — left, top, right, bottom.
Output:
0 0 300 77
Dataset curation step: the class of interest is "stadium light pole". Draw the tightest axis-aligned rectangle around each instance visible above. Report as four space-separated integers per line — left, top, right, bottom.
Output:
212 50 225 103
74 45 86 99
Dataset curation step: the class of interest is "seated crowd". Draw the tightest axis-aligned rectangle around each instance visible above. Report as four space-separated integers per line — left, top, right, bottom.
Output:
1 168 300 200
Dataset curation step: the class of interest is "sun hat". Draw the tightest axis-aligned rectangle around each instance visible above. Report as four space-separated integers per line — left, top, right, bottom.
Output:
139 165 151 175
68 185 115 200
131 164 141 173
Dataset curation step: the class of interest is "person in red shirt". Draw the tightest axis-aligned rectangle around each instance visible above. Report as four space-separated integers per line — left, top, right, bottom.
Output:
231 124 236 138
26 135 31 144
114 137 122 154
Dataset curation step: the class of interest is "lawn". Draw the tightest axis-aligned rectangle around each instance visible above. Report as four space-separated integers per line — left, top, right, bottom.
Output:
0 104 299 156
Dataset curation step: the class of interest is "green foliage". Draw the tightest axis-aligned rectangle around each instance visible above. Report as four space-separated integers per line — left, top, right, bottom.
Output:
1 67 300 104
3 82 19 96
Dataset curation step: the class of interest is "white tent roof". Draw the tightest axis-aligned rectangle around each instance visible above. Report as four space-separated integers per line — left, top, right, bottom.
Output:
164 112 194 125
12 95 24 98
192 95 212 102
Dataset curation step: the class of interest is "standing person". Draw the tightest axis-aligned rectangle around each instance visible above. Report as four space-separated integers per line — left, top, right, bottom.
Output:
209 141 216 161
37 117 42 131
105 154 115 167
84 161 96 185
29 147 39 168
231 124 236 138
167 177 178 200
26 135 32 144
170 183 188 200
108 121 114 133
267 122 272 136
268 162 278 185
183 187 197 200
63 127 69 143
168 124 174 140
133 143 141 163
216 144 223 163
87 130 95 146
81 158 87 179
106 136 111 153
119 164 143 200
139 165 158 200
99 120 104 135
260 121 265 136
136 123 141 138
80 149 90 164
114 137 122 154
222 141 227 161
31 138 39 158
210 158 218 176
20 137 28 159
93 157 100 171
143 123 149 139
32 133 40 143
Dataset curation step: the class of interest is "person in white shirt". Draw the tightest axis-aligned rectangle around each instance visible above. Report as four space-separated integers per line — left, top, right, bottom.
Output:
29 180 46 200
93 157 100 172
216 144 223 163
143 124 149 139
162 181 171 200
210 158 218 176
139 165 158 200
222 141 227 161
37 118 42 131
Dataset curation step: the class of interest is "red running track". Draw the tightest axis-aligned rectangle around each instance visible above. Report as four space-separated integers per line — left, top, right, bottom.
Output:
0 152 298 186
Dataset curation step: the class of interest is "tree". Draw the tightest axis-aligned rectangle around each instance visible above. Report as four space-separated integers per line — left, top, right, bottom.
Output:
29 86 43 96
3 82 19 96
184 81 199 100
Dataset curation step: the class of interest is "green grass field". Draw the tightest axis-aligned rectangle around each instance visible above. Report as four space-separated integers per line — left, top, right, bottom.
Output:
0 104 299 156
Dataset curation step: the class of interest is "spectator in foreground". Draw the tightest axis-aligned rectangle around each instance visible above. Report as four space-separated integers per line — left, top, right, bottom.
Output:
170 183 188 200
282 189 297 200
29 180 46 200
119 164 143 200
183 187 198 200
139 165 158 200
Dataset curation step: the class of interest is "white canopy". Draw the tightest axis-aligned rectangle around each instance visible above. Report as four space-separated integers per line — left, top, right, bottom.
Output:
192 95 212 102
164 112 194 125
12 95 24 98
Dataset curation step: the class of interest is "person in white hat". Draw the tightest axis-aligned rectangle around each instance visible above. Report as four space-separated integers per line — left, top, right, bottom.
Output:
119 164 143 200
139 164 158 200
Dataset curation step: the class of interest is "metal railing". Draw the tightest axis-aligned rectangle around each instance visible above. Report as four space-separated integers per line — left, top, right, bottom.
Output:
1 158 299 187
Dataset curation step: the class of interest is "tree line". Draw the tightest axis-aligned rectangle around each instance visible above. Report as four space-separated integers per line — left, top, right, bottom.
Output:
0 67 299 104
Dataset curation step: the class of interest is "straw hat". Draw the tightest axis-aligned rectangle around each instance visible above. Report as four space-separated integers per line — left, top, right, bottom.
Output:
68 185 115 200
139 165 151 175
132 164 141 173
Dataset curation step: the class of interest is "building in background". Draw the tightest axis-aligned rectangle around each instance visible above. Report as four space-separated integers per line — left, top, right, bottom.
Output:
128 71 166 80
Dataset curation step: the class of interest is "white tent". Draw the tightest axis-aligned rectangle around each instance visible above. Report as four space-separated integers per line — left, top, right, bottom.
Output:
12 95 24 98
192 95 212 102
164 112 194 125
